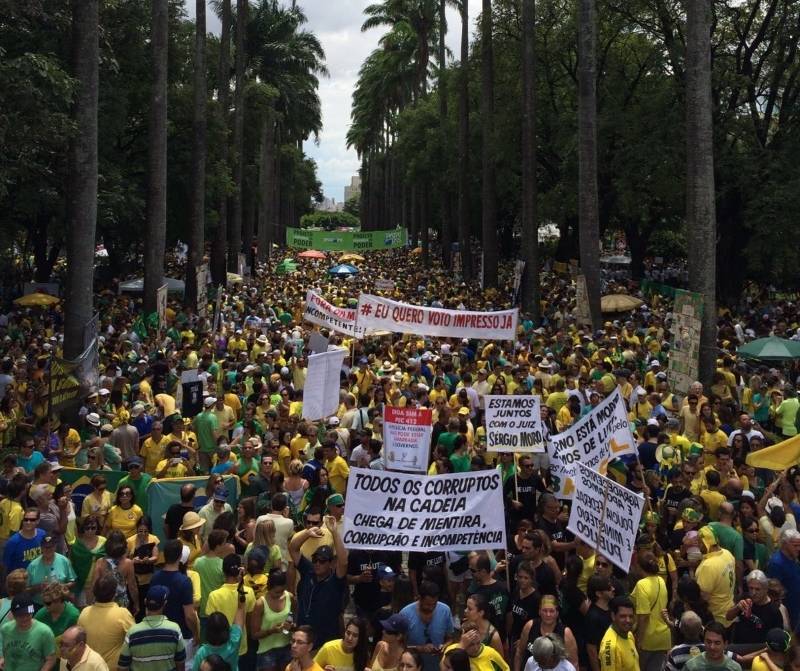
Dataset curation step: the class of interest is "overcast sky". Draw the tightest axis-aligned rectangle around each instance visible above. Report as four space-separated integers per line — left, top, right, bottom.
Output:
185 1 481 202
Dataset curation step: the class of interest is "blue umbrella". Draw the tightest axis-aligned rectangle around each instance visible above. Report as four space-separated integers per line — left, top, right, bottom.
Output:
328 264 359 276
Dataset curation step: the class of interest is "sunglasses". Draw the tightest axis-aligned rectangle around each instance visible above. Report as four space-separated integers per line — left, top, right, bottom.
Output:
312 557 331 564
23 517 38 523
84 525 97 531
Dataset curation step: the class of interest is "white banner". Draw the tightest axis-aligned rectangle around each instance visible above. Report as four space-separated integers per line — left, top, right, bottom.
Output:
355 294 518 341
375 278 395 291
567 462 645 572
547 389 636 498
302 348 346 420
384 406 432 472
484 395 546 453
303 290 365 339
342 468 506 552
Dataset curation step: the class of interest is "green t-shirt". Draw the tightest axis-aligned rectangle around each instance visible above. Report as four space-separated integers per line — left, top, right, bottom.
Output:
117 472 153 516
193 555 224 615
708 523 744 562
0 619 56 671
26 554 77 604
450 452 472 473
34 601 80 638
777 397 800 436
437 431 458 456
194 410 219 453
685 653 742 671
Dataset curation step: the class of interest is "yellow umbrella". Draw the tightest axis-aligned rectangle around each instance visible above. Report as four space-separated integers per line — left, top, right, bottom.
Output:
339 253 365 263
600 294 644 313
226 272 243 285
14 292 60 307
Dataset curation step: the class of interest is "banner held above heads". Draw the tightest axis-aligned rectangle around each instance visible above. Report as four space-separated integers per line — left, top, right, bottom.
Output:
567 462 645 572
343 468 506 552
484 395 546 453
303 290 365 339
547 388 636 498
287 227 407 251
355 294 518 341
383 406 433 472
302 347 347 421
746 433 800 470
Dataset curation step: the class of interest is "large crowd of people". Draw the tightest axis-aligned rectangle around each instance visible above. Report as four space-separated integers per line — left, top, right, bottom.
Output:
0 247 798 671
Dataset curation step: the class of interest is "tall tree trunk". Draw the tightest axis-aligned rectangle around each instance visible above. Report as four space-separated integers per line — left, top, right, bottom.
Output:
458 0 473 277
185 0 206 308
686 0 717 385
480 0 498 288
421 182 430 259
257 111 276 262
577 0 602 329
520 0 540 320
143 0 168 314
228 0 247 270
64 0 98 359
438 0 452 268
274 123 283 245
410 184 419 248
212 0 231 284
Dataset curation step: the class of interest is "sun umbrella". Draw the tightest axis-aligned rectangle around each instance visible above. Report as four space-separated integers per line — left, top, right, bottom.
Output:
299 250 326 259
738 336 800 361
14 292 60 307
275 259 298 275
328 264 359 276
339 253 364 263
600 294 644 313
226 272 243 285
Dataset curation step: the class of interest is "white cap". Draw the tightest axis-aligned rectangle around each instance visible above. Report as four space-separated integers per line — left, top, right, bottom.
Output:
327 416 340 426
204 397 217 407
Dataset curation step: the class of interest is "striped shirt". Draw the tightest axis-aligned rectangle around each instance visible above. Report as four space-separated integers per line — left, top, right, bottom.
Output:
117 615 186 671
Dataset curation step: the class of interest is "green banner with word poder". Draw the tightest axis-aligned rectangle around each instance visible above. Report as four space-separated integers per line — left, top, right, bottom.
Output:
286 227 407 251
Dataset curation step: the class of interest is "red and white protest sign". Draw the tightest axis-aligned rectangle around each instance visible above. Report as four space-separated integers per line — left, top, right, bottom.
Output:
303 290 365 338
384 406 433 473
355 294 518 341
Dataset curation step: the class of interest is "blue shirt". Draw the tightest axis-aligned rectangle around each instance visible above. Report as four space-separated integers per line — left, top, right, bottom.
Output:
149 569 195 640
3 529 46 572
767 549 800 629
17 450 44 474
400 600 454 671
193 624 242 671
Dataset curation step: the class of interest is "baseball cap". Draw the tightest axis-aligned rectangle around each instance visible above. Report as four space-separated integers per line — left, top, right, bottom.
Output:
766 628 791 652
204 397 217 407
41 535 56 547
213 486 229 502
10 595 35 616
311 545 334 562
377 564 396 580
380 613 408 634
127 456 144 468
48 461 64 472
326 493 344 508
145 585 170 610
327 416 340 426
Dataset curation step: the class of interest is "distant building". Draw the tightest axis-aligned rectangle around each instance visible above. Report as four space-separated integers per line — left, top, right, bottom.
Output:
344 175 361 203
316 197 343 212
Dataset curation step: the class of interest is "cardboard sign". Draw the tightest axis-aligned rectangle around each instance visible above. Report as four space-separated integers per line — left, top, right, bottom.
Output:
342 468 506 552
484 395 545 453
567 462 645 572
302 348 346 420
547 389 636 498
383 406 433 472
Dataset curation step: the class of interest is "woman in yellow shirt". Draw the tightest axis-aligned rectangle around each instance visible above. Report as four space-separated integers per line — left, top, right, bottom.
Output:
80 475 113 527
104 485 143 538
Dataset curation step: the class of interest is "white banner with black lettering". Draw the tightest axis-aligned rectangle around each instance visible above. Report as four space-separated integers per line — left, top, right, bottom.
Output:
484 395 546 453
302 348 346 420
383 406 432 472
355 294 518 341
303 290 365 338
547 389 636 498
567 462 645 572
342 469 507 552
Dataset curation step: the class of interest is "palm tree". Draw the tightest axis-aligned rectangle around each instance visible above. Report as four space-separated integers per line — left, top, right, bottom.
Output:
211 0 231 284
577 0 601 329
520 0 540 320
480 0 498 288
686 0 717 385
185 0 207 309
64 0 99 359
229 0 247 269
457 0 473 277
143 0 168 314
247 0 326 258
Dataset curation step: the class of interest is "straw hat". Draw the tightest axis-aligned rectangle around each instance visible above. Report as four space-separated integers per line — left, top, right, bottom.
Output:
179 511 205 531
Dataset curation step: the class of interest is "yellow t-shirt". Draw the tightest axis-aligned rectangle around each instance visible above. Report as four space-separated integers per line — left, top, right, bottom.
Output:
140 436 171 475
443 643 510 671
0 498 23 541
155 393 177 417
700 489 726 521
61 428 82 468
325 456 350 494
314 640 354 671
631 575 671 651
599 627 639 671
695 548 736 625
155 458 191 479
578 553 596 593
107 504 143 538
205 582 257 655
81 490 113 520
